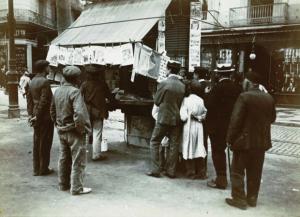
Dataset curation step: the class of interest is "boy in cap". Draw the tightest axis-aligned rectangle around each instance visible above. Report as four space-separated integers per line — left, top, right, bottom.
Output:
27 60 54 176
50 66 92 195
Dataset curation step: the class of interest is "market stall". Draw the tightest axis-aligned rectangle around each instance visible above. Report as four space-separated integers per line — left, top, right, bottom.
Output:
47 0 173 147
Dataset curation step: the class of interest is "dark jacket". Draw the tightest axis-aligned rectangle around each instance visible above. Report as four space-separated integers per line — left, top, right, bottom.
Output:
27 74 52 123
226 88 276 151
80 79 113 120
205 78 242 136
50 82 91 134
154 75 185 126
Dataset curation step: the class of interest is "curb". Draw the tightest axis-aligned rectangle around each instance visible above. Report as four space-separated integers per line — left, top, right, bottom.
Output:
273 122 300 128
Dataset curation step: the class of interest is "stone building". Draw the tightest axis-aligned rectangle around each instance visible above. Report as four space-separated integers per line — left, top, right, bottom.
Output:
0 0 82 75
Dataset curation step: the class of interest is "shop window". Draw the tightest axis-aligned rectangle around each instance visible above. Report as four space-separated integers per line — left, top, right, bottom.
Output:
200 48 212 69
217 49 232 67
271 48 300 94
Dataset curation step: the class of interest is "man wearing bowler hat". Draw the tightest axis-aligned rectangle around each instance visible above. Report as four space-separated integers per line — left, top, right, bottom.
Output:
147 60 185 178
50 66 92 195
27 60 54 176
206 66 242 189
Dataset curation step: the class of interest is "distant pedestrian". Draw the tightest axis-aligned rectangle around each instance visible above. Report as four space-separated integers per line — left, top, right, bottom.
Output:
27 60 54 176
147 61 185 178
50 66 92 195
206 66 242 189
19 68 31 98
225 71 276 210
81 65 114 161
180 81 207 179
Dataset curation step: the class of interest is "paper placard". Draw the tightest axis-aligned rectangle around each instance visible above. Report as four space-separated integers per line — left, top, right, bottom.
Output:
133 43 160 80
58 47 67 65
157 55 170 83
73 48 83 65
65 48 74 65
82 46 91 65
189 2 202 72
121 43 134 66
46 45 58 67
90 46 105 65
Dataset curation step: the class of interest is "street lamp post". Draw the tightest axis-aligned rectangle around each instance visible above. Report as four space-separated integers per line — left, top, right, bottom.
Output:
7 0 20 118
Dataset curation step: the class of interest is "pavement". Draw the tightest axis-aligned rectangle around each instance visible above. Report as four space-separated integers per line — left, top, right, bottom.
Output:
0 89 300 217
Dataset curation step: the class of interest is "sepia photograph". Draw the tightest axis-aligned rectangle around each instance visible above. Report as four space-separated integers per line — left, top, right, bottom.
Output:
0 0 299 217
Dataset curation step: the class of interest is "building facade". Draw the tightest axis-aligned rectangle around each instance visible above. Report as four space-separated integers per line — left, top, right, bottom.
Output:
0 0 81 76
164 0 300 105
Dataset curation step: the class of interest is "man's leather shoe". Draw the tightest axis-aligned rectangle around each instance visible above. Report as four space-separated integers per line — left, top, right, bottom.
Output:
92 155 107 161
72 187 92 195
247 197 257 207
40 168 54 176
207 179 226 189
164 172 176 179
59 185 70 191
225 198 247 210
146 172 161 178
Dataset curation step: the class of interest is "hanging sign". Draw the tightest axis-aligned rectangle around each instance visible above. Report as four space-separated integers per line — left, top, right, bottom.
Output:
58 47 67 65
157 54 170 83
90 46 105 65
82 46 91 65
121 43 134 66
133 43 160 80
189 2 202 72
46 45 59 67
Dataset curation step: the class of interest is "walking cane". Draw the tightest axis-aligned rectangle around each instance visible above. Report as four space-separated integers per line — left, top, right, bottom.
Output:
227 143 232 182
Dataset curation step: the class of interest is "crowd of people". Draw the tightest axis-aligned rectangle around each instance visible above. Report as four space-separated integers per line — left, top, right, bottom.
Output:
147 61 276 210
24 59 276 210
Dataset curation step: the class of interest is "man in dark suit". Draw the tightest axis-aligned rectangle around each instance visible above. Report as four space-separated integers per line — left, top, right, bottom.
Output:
27 60 54 176
147 61 185 178
225 71 276 210
206 66 242 189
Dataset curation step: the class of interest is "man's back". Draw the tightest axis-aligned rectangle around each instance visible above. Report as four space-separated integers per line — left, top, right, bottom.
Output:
154 76 185 126
227 88 276 150
27 74 52 119
206 78 242 134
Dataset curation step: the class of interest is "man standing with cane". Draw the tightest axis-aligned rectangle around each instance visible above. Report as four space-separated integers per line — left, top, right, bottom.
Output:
225 71 276 210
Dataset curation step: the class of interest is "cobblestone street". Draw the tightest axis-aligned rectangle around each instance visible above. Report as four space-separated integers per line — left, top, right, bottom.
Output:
269 125 300 158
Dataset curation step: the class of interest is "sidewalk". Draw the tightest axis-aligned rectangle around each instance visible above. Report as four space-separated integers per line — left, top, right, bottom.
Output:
0 90 300 217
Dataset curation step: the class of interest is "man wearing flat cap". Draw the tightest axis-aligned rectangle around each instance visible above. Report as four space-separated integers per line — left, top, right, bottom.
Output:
80 65 114 161
50 65 92 195
27 60 54 176
225 71 276 210
206 66 242 189
147 60 185 178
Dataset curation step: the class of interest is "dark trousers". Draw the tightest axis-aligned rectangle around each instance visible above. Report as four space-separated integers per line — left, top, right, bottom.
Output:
185 158 205 177
231 150 265 203
33 119 54 174
209 133 227 185
203 123 208 174
159 146 169 172
150 123 180 176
